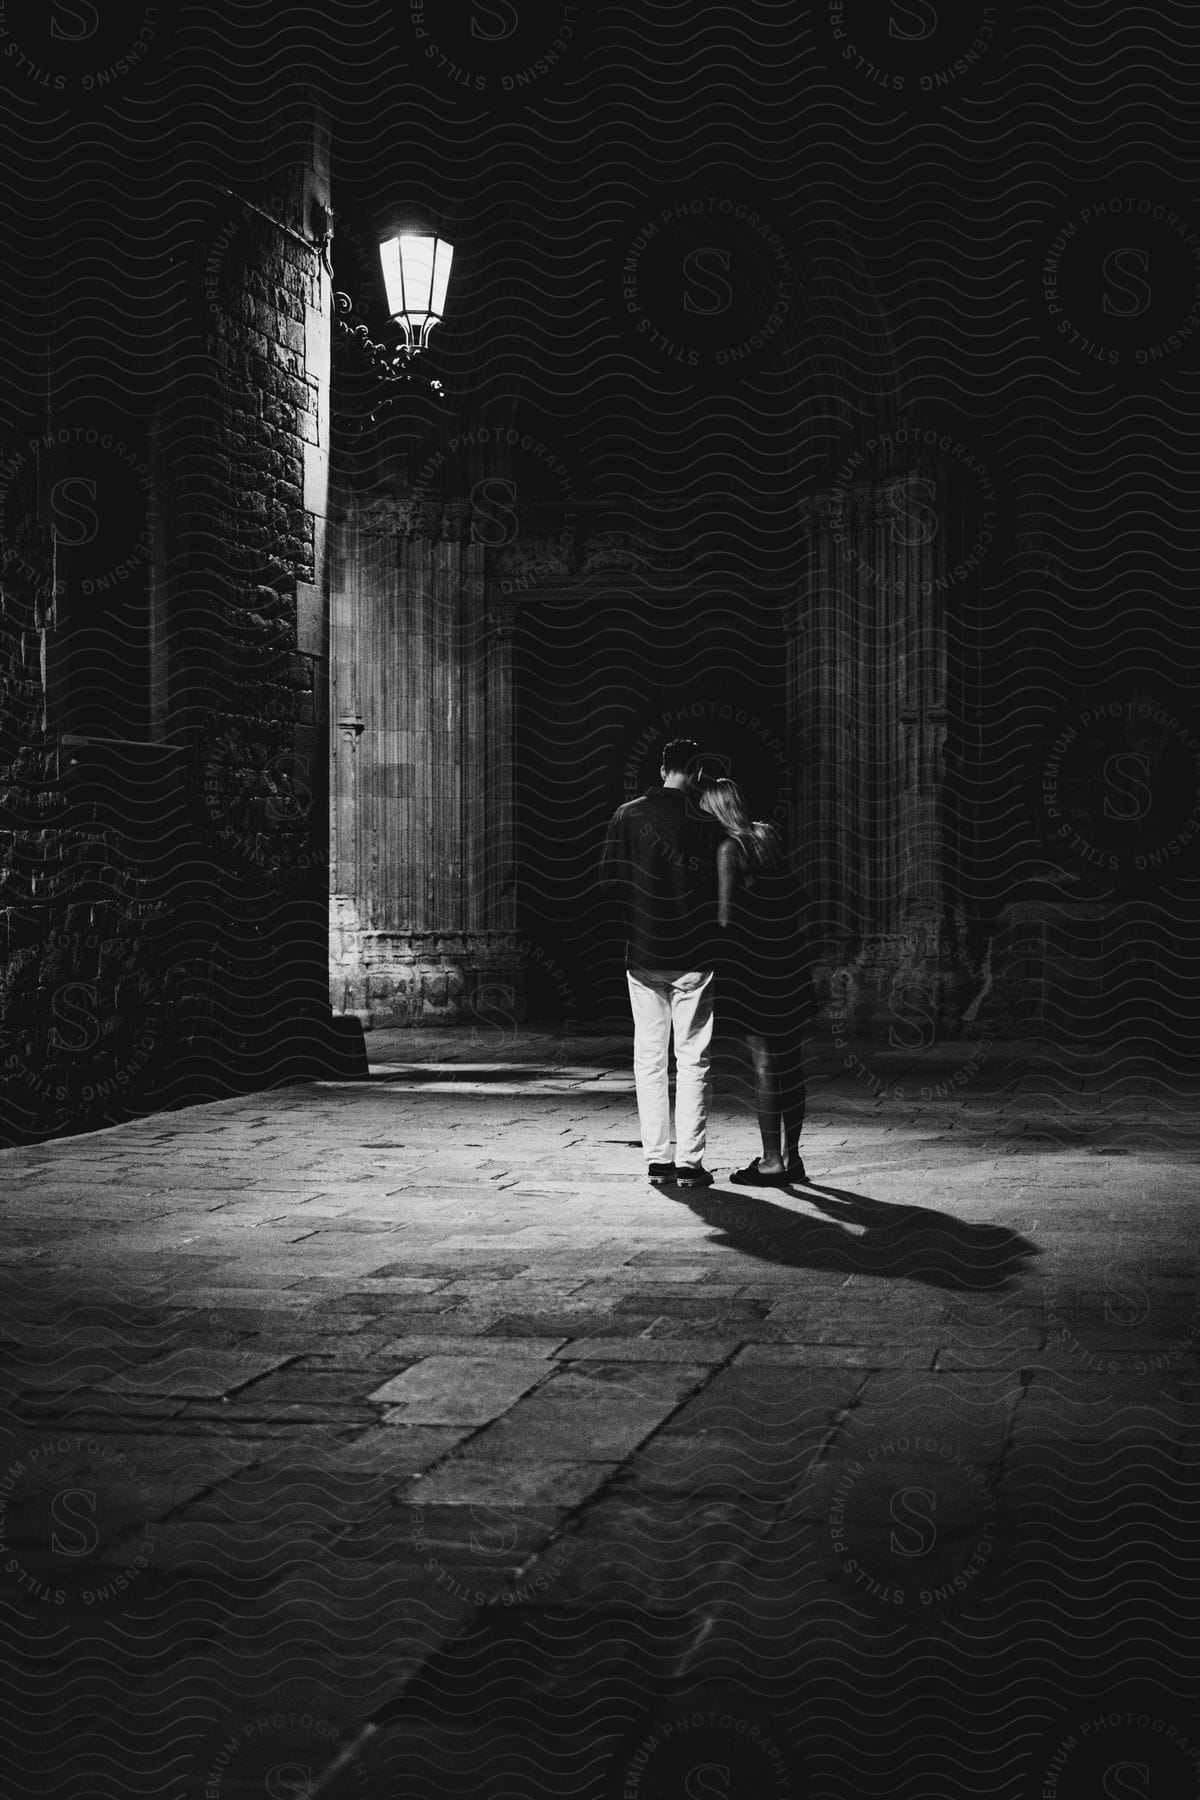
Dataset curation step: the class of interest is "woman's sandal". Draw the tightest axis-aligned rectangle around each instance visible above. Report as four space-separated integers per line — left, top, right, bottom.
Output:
730 1158 794 1187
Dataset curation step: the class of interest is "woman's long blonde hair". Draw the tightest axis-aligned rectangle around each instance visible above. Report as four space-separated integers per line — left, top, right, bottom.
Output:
700 778 778 868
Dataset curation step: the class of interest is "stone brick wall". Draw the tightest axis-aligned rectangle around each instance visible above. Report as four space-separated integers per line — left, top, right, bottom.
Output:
0 100 336 1145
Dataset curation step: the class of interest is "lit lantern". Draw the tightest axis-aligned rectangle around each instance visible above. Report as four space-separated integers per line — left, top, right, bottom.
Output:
377 220 454 355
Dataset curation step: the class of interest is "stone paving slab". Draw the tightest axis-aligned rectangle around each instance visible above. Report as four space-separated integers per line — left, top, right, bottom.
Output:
457 1365 712 1463
373 1335 567 1361
369 1357 553 1424
553 1337 740 1363
297 1424 479 1477
734 1343 936 1368
94 1348 295 1398
1 1033 1199 1792
395 1457 618 1509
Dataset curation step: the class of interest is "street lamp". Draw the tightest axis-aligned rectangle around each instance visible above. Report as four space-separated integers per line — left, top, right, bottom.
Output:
377 219 454 356
330 209 455 405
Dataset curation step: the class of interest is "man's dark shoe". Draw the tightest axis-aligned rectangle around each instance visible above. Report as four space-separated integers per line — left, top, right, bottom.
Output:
672 1165 714 1187
647 1162 676 1186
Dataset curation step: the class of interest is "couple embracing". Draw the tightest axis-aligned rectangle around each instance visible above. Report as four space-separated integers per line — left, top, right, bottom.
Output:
600 737 815 1189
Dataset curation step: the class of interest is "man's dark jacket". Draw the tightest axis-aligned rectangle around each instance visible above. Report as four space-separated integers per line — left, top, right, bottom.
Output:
599 786 724 969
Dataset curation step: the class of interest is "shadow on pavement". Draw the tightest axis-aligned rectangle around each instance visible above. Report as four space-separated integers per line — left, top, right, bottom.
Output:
674 1181 1039 1292
339 1602 806 1800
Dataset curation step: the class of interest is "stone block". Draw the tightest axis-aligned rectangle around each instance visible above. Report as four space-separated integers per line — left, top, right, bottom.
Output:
94 1347 293 1399
458 1366 705 1463
368 1356 552 1423
396 1458 616 1509
377 1336 566 1360
553 1338 737 1363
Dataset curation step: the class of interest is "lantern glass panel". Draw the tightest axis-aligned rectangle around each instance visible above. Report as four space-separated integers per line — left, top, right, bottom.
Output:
378 231 454 348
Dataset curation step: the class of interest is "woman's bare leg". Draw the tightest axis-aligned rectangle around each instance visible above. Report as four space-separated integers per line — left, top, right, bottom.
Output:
745 1033 784 1170
781 1038 806 1168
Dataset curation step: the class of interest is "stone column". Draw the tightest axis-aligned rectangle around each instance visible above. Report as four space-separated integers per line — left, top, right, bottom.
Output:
793 471 972 1037
481 595 518 932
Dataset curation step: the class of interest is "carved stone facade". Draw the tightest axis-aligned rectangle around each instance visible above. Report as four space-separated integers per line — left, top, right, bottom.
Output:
332 470 980 1037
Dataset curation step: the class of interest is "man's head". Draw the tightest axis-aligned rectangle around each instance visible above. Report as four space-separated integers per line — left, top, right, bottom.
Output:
692 753 732 793
660 738 704 790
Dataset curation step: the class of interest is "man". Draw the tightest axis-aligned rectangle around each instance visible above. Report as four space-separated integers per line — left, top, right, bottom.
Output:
600 738 725 1186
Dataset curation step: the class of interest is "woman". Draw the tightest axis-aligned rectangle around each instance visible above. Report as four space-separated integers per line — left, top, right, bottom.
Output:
700 778 815 1185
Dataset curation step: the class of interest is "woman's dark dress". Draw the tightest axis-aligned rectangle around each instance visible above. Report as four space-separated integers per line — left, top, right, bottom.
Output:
716 845 817 1045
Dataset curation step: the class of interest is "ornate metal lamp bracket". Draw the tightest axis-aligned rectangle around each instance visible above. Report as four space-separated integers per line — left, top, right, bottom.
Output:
331 289 445 401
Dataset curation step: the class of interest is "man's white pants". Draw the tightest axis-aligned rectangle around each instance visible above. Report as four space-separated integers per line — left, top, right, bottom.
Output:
626 966 715 1167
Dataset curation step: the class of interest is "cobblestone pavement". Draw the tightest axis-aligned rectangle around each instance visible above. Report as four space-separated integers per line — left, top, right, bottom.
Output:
1 1031 1198 1797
